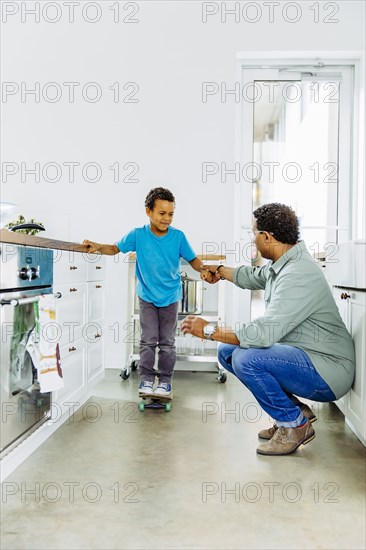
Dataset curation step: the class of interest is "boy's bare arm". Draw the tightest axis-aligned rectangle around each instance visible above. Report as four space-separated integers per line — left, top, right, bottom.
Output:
188 257 205 273
83 239 120 255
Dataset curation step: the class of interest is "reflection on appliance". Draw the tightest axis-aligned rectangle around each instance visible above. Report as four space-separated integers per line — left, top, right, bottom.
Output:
0 244 59 456
10 303 35 396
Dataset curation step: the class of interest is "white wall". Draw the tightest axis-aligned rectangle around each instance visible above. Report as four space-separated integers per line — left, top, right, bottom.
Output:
1 1 365 367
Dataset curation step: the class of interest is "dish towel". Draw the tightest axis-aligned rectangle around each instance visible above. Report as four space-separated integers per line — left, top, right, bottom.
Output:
26 294 64 393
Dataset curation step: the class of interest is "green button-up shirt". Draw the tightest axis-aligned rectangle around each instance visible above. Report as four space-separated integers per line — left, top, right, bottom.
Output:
233 240 355 399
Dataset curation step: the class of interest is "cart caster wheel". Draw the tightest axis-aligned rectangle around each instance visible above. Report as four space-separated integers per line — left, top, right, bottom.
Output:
139 402 145 411
165 403 172 412
131 360 139 371
218 372 227 383
120 368 130 380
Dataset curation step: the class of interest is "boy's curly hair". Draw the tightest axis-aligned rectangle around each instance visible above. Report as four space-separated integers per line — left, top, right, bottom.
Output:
253 203 299 245
145 187 175 210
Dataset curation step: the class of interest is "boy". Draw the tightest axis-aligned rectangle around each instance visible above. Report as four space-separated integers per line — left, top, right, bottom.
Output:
83 187 204 398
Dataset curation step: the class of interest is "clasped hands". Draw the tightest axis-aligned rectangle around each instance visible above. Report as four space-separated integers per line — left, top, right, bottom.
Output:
199 264 222 284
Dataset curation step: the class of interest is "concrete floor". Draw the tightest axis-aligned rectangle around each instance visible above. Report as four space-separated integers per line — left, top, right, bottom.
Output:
1 367 365 550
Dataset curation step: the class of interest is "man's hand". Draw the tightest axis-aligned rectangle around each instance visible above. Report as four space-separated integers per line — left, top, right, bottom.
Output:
180 315 209 338
200 265 222 284
82 239 101 254
200 269 220 284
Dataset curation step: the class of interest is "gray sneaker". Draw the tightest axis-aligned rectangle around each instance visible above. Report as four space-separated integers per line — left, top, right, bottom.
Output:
153 383 172 397
138 381 154 396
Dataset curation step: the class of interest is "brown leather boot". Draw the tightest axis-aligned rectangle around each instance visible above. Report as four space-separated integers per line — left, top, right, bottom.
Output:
258 403 317 440
256 420 315 456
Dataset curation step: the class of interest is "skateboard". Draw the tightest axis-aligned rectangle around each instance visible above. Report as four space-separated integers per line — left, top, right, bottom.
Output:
138 393 172 412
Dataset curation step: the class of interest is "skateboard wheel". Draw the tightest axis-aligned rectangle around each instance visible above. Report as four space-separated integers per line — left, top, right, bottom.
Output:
139 402 145 411
165 403 172 412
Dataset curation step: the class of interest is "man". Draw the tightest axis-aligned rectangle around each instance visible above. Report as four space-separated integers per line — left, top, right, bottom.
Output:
181 203 355 456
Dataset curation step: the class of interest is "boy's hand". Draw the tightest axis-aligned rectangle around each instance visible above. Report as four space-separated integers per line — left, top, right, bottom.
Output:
200 265 221 284
82 239 101 254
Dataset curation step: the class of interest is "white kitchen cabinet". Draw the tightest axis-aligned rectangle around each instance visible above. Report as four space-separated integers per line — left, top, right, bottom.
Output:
53 281 87 347
53 251 88 417
86 255 105 386
53 343 86 414
53 250 87 284
333 286 366 445
88 282 104 321
86 253 106 282
53 252 105 412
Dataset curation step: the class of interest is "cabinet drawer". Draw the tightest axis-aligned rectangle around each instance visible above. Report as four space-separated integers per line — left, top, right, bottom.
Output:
54 342 86 410
87 255 106 282
88 282 104 321
54 282 86 347
54 250 87 284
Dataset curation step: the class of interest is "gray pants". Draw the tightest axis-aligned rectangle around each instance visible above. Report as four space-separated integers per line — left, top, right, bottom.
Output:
138 298 179 383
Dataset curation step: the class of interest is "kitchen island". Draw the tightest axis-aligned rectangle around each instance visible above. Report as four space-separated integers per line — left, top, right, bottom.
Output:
0 233 106 480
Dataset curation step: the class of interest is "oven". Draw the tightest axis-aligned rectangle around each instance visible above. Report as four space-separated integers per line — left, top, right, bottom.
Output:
0 244 56 456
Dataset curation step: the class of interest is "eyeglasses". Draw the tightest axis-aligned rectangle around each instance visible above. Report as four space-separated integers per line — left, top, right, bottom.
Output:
248 229 274 240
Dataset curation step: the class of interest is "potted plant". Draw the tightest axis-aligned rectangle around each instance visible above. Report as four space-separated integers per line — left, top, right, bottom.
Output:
5 215 45 236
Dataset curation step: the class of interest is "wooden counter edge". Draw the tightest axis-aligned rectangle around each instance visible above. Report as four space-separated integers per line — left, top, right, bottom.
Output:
0 229 92 254
0 230 227 260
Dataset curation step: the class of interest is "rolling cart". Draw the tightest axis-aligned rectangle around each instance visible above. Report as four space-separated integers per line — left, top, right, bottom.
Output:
120 254 227 383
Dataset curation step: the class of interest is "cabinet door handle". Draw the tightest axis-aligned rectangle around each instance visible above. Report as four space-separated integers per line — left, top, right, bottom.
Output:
69 266 78 270
69 346 76 352
95 285 102 289
96 266 102 270
341 293 351 300
95 334 101 339
69 287 78 292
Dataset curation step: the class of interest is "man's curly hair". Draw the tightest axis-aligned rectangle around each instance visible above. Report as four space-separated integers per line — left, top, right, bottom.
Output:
145 187 175 210
253 203 299 245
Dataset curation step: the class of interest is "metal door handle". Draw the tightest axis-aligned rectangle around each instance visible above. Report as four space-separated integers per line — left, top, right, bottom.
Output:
1 292 62 307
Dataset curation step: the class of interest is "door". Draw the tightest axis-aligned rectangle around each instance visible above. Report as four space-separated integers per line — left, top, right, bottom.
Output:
235 65 354 324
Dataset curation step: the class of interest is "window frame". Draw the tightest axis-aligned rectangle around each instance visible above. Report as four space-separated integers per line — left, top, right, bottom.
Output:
234 52 364 244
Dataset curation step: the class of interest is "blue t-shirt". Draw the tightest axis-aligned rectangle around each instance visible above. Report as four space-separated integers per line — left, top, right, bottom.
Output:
115 225 196 307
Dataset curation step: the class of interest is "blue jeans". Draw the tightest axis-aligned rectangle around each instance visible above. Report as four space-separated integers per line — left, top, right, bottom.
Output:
218 344 336 428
